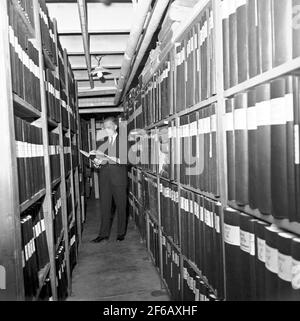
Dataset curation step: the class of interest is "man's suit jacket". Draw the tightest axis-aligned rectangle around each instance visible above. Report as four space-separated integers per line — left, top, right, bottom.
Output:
98 134 128 186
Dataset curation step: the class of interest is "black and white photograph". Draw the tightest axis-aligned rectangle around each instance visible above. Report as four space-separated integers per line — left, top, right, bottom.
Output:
1 0 300 309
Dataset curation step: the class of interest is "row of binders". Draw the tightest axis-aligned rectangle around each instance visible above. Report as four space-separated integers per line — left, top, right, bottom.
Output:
226 75 300 223
16 0 35 28
21 202 49 299
222 0 300 89
180 191 223 299
14 117 45 204
45 69 61 123
128 196 147 242
161 235 181 301
8 0 41 111
134 103 219 199
49 132 61 183
224 208 300 301
39 0 57 67
175 1 215 112
179 104 218 196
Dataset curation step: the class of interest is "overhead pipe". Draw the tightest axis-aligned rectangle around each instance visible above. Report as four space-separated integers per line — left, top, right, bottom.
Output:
115 0 170 105
77 0 94 89
114 0 153 104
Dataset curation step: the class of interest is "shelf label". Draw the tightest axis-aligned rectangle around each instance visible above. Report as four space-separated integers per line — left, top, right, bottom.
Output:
224 224 240 246
0 265 6 290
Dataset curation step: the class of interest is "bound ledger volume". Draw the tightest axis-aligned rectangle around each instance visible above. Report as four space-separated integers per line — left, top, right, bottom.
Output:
49 132 61 183
14 117 45 204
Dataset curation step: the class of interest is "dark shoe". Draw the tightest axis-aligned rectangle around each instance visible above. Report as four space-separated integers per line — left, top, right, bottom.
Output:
91 236 108 243
116 235 125 242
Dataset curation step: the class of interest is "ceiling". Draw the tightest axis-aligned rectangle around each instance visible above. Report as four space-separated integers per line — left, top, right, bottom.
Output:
46 0 136 114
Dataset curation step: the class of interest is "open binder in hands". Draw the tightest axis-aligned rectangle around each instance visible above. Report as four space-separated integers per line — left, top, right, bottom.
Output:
80 150 120 168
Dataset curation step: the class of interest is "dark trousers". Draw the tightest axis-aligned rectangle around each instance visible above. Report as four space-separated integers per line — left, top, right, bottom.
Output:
98 178 127 238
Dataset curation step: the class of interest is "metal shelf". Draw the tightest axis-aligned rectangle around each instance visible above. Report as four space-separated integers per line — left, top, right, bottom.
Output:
224 57 300 98
20 189 46 213
228 201 300 236
13 94 41 119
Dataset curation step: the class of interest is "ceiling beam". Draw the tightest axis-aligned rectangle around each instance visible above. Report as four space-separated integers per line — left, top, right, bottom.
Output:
79 107 124 114
67 51 124 56
59 30 130 36
77 0 94 88
78 89 117 97
72 65 121 70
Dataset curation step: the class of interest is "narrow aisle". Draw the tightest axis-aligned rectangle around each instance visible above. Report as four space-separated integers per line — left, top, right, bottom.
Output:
68 199 170 301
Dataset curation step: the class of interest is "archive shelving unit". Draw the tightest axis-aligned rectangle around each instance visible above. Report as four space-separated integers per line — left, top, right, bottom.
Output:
0 0 85 300
126 0 300 301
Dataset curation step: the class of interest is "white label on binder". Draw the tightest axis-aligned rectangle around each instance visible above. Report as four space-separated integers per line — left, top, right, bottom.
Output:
295 125 300 165
214 214 220 234
240 230 250 253
190 200 194 214
211 114 217 133
257 237 266 263
265 245 278 273
234 108 247 130
200 206 204 222
285 93 294 122
185 198 189 212
278 253 292 282
292 259 300 290
225 112 234 131
256 101 271 127
249 233 255 256
270 97 286 125
247 106 257 130
224 224 240 246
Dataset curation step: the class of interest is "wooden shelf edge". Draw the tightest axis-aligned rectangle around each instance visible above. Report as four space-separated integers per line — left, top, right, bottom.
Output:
180 184 220 202
20 189 46 212
161 230 180 253
224 57 300 97
13 94 41 118
51 177 61 189
48 118 58 129
228 201 300 236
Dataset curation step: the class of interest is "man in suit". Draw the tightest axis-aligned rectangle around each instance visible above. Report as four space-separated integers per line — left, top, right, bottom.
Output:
91 117 128 243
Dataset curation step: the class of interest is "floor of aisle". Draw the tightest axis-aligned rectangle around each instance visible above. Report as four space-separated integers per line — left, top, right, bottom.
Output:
68 198 170 301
